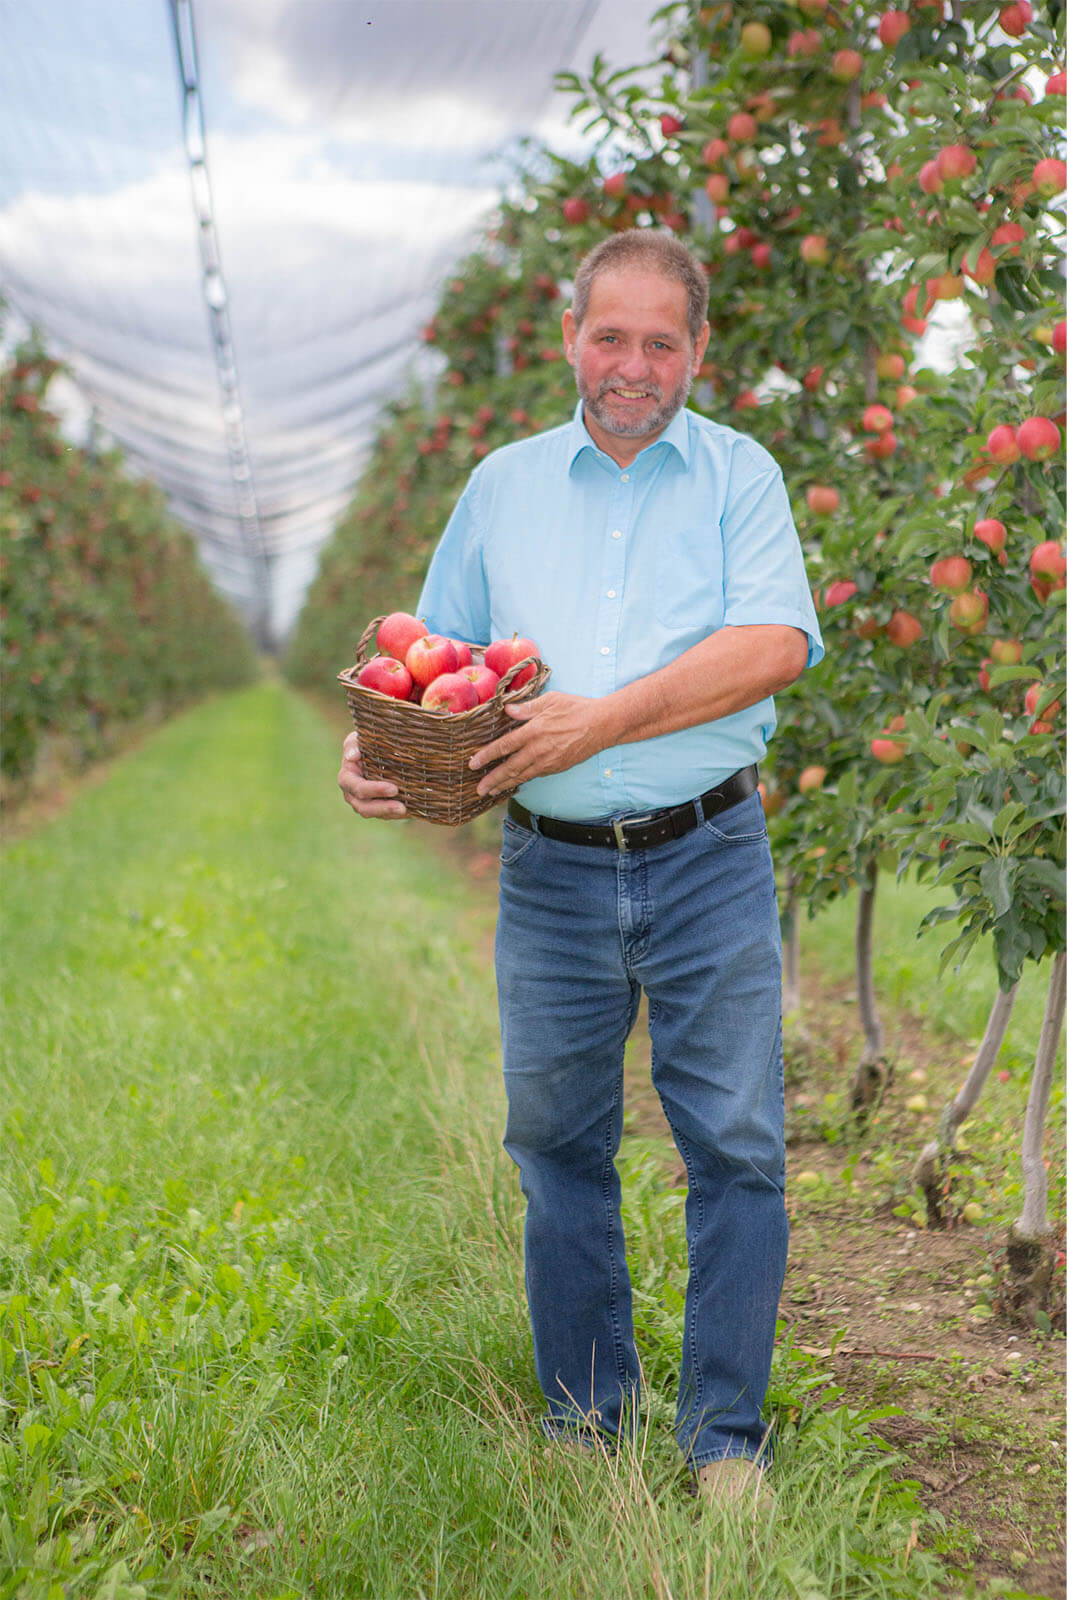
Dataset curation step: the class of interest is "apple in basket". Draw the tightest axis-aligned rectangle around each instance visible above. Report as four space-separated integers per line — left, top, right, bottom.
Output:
356 654 413 700
377 611 428 661
406 633 460 688
461 664 500 704
484 634 540 690
422 672 480 713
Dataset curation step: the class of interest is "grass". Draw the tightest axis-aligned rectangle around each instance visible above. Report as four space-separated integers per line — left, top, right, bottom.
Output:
0 681 1055 1598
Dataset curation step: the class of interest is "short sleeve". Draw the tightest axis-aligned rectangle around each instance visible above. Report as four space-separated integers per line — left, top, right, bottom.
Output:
416 474 492 645
721 462 824 669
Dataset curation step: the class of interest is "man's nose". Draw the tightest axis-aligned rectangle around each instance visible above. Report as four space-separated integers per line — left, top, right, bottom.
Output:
614 346 651 380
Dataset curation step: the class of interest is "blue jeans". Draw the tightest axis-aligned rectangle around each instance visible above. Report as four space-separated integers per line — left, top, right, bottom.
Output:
494 790 787 1470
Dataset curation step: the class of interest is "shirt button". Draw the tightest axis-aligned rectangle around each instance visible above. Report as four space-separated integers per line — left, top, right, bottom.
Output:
606 589 617 598
611 529 622 539
620 473 629 482
604 767 613 777
600 647 610 656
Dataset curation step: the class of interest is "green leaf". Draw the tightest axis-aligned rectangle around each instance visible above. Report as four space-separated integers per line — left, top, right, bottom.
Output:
979 857 1017 920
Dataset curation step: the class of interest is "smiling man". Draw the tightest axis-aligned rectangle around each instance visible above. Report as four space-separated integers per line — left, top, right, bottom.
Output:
339 231 824 1503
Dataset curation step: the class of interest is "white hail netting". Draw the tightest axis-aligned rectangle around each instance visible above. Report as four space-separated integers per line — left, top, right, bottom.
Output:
0 0 658 642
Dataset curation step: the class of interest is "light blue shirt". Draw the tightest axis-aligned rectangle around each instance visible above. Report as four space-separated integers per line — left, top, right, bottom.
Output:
417 401 824 821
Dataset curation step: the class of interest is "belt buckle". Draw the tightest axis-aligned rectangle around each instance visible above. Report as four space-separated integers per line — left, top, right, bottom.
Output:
613 814 653 851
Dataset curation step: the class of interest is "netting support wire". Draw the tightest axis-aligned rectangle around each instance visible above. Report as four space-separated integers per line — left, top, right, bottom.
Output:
167 0 273 649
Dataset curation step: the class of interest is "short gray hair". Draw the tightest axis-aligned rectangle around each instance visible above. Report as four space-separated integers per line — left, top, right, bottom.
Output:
570 231 709 345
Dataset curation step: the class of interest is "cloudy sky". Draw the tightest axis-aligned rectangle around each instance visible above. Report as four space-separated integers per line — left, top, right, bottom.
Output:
0 0 661 636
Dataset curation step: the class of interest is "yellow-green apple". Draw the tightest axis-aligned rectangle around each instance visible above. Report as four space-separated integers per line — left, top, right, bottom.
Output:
949 589 988 634
876 352 907 380
484 634 540 690
357 655 414 700
421 673 480 714
406 634 460 688
989 638 1023 665
886 609 923 646
740 21 772 55
377 610 428 660
460 664 500 704
930 555 972 592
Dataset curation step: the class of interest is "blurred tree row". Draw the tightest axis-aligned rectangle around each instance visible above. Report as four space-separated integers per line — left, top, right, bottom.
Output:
1 333 258 790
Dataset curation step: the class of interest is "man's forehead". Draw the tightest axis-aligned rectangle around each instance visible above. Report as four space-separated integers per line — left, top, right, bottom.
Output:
583 267 690 318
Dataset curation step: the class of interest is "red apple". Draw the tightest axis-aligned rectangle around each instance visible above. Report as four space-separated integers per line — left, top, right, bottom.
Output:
602 172 627 197
937 145 977 181
991 222 1026 254
660 112 684 137
1015 416 1061 460
918 160 944 195
876 352 907 380
727 111 758 143
962 248 996 286
824 580 858 606
864 430 898 459
484 634 540 690
799 233 829 265
1025 682 1062 720
460 664 501 704
930 556 972 592
802 365 825 392
871 732 907 763
751 242 773 270
421 673 480 714
798 765 827 792
973 518 1007 554
878 10 911 46
806 484 839 514
1030 541 1067 584
561 196 591 225
832 49 864 81
862 404 894 434
357 655 414 700
449 640 473 669
886 610 923 646
702 137 730 167
705 173 730 204
787 28 821 57
377 611 428 661
896 383 920 408
1046 70 1067 96
985 424 1020 463
998 0 1031 34
406 633 460 688
1053 321 1066 355
1033 158 1067 196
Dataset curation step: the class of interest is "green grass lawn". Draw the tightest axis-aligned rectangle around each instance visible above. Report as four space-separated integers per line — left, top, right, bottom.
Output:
0 683 1047 1598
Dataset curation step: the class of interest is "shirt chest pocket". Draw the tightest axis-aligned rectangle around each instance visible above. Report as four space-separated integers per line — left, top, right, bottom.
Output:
654 524 726 631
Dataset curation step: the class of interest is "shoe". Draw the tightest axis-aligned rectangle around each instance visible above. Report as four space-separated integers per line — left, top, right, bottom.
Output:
696 1458 771 1507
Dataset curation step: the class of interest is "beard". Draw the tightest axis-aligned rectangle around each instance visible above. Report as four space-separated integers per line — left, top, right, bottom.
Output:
577 367 694 440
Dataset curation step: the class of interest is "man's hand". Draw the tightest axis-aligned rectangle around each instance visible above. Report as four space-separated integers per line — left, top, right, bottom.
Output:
337 732 408 819
469 693 606 797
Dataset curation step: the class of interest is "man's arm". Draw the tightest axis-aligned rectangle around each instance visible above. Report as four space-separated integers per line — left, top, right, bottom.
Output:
470 622 809 798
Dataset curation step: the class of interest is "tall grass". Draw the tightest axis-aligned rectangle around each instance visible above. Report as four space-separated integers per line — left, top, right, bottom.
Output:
1 684 961 1597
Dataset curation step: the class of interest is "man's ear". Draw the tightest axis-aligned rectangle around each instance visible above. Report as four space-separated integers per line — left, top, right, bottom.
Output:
692 320 711 374
561 307 578 368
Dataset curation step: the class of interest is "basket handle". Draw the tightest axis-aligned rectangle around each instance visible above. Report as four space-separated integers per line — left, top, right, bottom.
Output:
354 616 386 665
490 656 541 703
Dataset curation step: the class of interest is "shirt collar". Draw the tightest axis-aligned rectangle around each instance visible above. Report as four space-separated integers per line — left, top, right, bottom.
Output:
566 400 692 473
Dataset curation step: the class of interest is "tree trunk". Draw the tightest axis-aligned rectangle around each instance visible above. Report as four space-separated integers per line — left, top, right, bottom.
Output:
915 979 1018 1226
1004 952 1066 1326
850 857 887 1117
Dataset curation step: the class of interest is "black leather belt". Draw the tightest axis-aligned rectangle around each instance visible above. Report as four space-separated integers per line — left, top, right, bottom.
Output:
506 765 760 853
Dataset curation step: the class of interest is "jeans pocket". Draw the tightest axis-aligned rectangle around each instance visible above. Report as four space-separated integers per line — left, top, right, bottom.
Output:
500 816 539 866
701 791 768 844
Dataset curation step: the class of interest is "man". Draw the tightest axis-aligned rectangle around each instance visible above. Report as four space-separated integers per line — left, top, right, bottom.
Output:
339 230 823 1502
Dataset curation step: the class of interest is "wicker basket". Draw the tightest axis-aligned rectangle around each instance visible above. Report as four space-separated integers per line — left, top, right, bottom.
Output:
338 617 551 825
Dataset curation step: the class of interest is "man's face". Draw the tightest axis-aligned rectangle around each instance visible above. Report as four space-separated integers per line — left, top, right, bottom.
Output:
561 267 710 460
